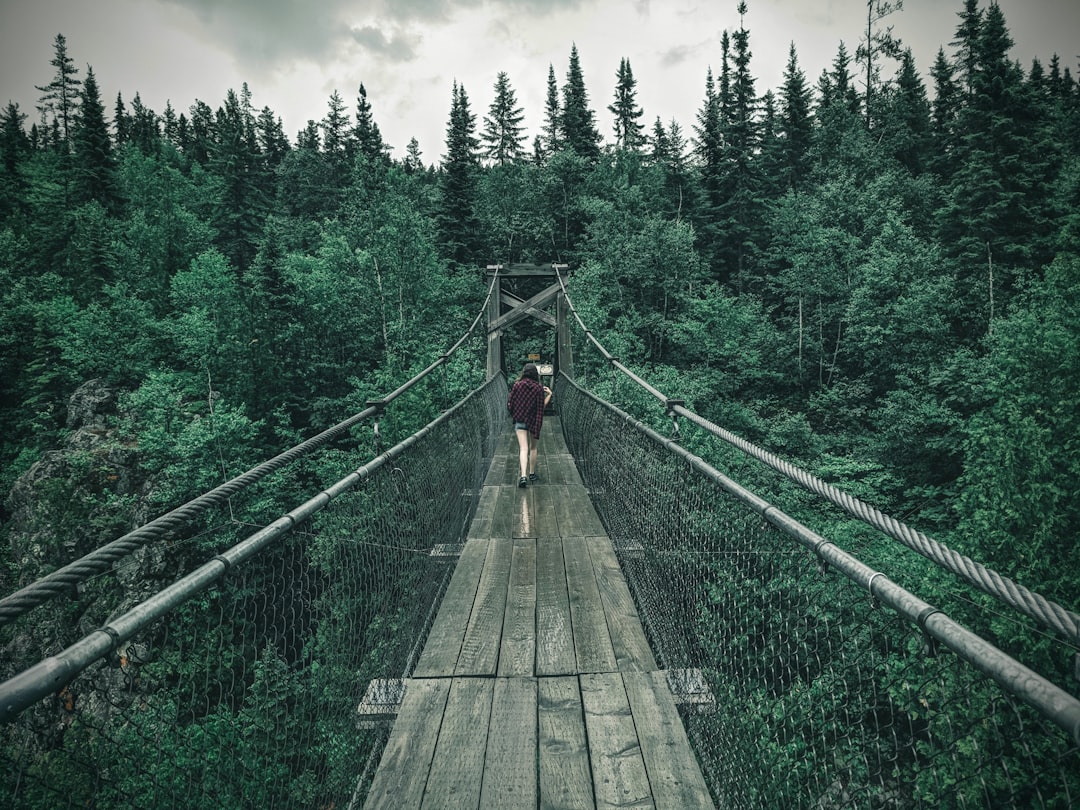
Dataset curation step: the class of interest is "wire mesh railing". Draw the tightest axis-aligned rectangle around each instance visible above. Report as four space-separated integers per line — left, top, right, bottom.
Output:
557 373 1080 808
0 372 508 809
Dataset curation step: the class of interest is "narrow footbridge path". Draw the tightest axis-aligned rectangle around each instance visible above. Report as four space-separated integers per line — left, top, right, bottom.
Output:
365 419 714 809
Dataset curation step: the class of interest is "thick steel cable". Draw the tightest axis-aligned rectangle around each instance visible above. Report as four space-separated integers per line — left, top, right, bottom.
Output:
555 274 1080 646
0 267 503 625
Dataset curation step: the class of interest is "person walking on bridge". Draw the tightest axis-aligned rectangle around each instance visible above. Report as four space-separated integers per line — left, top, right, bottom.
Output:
507 362 552 488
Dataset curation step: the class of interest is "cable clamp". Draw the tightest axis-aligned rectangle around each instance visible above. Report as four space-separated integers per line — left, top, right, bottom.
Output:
867 572 886 605
916 606 943 657
212 554 232 575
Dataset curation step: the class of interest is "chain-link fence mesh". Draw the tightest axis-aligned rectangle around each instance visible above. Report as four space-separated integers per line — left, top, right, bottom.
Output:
0 374 507 809
557 374 1080 810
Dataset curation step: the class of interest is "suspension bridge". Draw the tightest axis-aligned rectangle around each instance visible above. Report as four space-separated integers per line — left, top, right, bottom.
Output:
1 264 1078 809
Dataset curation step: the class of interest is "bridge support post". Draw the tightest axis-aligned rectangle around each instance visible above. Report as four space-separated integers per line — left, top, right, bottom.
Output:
556 273 573 383
486 269 502 379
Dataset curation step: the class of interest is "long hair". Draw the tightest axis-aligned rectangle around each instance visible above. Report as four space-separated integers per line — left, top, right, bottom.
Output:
519 362 539 382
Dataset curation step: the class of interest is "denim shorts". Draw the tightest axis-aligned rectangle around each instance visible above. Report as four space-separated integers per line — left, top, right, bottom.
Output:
513 421 528 431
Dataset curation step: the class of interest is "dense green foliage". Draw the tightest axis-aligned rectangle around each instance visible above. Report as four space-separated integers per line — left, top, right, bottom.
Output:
1 1 1078 804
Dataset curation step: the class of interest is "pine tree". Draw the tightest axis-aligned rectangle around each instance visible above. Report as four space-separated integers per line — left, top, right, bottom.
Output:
609 57 645 150
778 43 812 191
35 33 81 147
951 0 983 96
541 64 561 157
481 71 527 165
438 81 482 267
113 92 130 147
857 0 904 129
256 106 290 168
0 102 30 221
561 44 601 158
321 90 350 158
211 88 268 269
403 137 424 173
881 48 932 175
71 66 118 211
353 83 384 162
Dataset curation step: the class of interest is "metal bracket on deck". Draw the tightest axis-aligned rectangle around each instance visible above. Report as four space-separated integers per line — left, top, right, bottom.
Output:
664 668 717 715
356 678 407 729
429 543 464 560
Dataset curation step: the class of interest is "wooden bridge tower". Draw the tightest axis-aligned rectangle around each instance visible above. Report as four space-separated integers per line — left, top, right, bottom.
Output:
485 263 572 382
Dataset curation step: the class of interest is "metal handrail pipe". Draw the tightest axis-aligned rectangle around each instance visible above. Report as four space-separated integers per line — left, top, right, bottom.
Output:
0 375 502 723
559 375 1080 748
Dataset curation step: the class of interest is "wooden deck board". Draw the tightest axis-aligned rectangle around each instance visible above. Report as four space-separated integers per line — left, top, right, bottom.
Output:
535 537 576 677
421 678 494 810
364 418 714 809
479 677 538 809
581 672 654 810
412 539 488 678
539 676 595 810
455 538 513 676
364 678 451 809
564 536 619 674
587 536 658 672
623 671 715 810
497 538 537 677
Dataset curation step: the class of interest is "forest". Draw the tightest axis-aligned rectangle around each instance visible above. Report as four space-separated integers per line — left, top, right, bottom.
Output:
0 0 1078 761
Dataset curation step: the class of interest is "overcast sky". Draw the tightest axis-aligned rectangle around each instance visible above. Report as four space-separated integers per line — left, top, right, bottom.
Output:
1 0 1077 164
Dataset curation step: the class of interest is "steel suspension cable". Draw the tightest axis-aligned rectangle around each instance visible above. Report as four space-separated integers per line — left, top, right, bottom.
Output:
0 267 503 626
555 273 1080 646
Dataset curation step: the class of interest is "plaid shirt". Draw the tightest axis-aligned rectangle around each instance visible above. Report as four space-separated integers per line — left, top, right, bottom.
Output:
507 377 546 438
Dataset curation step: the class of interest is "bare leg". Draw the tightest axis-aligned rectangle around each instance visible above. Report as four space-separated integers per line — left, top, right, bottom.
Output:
528 433 538 476
516 428 530 479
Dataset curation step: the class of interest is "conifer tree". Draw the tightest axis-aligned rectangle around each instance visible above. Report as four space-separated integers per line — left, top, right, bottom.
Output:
211 88 268 269
778 43 812 191
541 64 561 157
353 83 384 162
256 106 290 168
113 92 130 147
439 81 482 267
609 57 645 150
881 48 932 175
0 102 29 220
951 0 983 96
560 44 602 158
403 137 424 173
35 33 81 147
71 66 118 212
481 71 527 165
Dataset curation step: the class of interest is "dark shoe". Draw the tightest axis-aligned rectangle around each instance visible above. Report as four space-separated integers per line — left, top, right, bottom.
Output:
529 473 539 483
518 476 528 488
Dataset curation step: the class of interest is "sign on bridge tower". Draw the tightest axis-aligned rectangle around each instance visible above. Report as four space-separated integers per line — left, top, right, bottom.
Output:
485 263 572 382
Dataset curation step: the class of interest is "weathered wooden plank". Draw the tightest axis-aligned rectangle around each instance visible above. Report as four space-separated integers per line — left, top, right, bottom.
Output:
622 671 716 810
552 484 608 536
514 485 560 538
581 672 654 809
455 538 513 676
413 539 488 678
536 538 576 676
489 485 517 538
364 678 451 809
538 676 595 810
540 454 581 486
564 536 618 674
480 677 539 809
421 678 494 810
467 485 500 539
587 536 657 672
484 452 517 487
498 538 537 677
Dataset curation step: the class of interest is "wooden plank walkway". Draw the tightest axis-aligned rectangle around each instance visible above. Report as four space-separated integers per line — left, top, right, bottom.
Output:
365 418 715 810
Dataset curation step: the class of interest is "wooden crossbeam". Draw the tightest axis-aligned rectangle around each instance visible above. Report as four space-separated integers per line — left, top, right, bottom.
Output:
500 290 557 327
488 282 562 333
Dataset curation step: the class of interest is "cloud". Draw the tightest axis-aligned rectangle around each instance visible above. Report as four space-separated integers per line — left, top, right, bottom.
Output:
350 25 420 62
